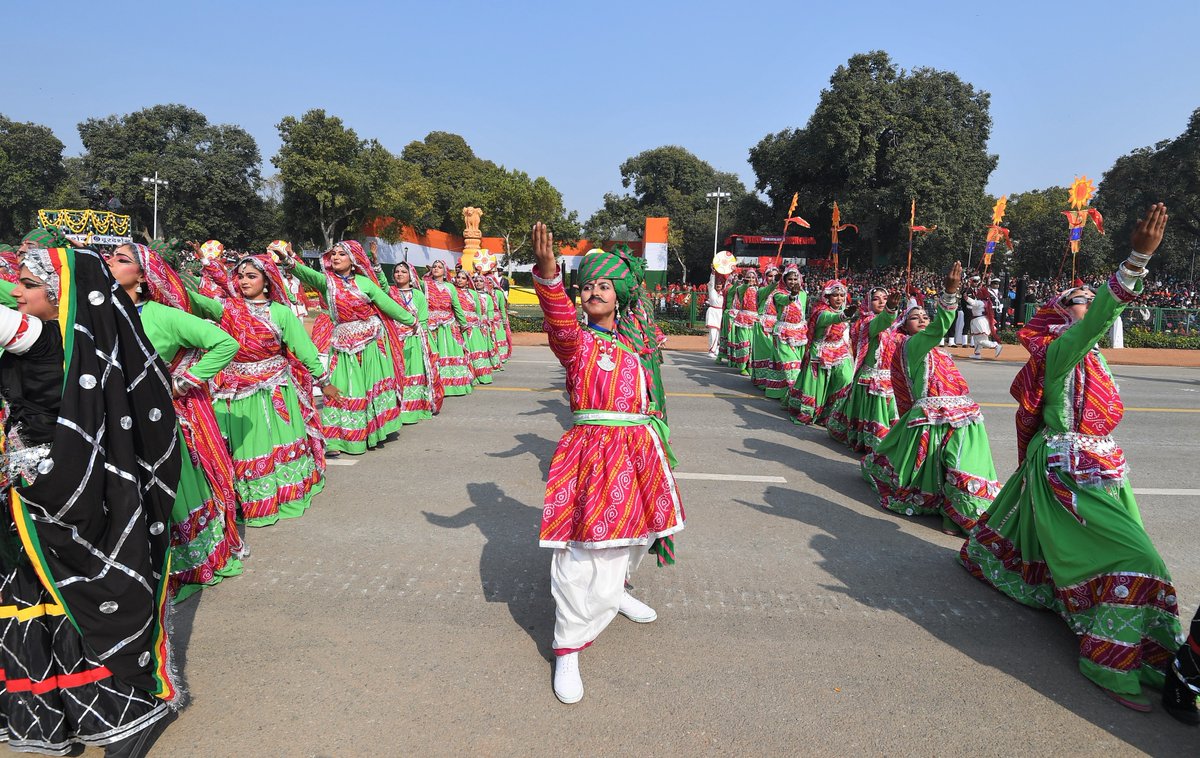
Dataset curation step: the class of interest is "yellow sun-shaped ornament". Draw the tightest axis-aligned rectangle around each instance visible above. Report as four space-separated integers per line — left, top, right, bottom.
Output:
1068 176 1096 210
991 195 1008 225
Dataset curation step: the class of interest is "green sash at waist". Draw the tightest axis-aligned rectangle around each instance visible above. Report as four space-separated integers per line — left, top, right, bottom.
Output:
572 409 676 468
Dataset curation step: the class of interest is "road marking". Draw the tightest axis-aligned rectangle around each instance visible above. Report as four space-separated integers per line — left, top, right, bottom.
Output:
326 458 358 466
674 473 788 483
1133 488 1200 496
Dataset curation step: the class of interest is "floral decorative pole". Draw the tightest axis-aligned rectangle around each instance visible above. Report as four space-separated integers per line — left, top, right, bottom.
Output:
1061 176 1104 280
982 195 1011 277
829 201 857 278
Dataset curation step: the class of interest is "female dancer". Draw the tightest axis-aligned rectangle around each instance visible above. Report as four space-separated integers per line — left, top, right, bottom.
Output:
454 270 493 386
107 243 244 602
388 262 443 424
284 242 415 454
424 260 474 396
763 266 808 401
861 263 999 535
529 224 683 705
472 272 503 372
786 280 852 425
193 255 335 525
961 205 1181 711
0 247 180 755
749 266 782 389
827 287 902 454
728 268 760 375
483 273 512 364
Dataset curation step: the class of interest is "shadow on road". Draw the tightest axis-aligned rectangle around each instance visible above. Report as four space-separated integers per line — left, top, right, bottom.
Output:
739 485 1189 753
487 432 557 478
517 396 573 428
423 482 554 661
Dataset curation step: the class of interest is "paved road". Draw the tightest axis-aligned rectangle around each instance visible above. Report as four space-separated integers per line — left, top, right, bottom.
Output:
145 348 1200 757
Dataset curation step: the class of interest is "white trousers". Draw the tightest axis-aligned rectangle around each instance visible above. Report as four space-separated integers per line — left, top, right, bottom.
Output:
551 544 645 654
953 312 966 345
971 333 998 350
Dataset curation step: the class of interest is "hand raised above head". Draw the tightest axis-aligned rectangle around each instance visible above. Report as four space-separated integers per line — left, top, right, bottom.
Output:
1130 202 1168 258
531 222 556 280
944 261 963 295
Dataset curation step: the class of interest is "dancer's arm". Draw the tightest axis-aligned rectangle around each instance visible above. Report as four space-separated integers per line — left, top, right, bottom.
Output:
361 276 415 325
165 306 239 388
531 221 580 366
187 291 225 322
273 302 337 399
908 262 962 360
1047 203 1165 378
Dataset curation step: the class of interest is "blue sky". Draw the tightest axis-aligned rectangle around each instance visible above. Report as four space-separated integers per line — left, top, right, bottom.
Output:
5 0 1197 219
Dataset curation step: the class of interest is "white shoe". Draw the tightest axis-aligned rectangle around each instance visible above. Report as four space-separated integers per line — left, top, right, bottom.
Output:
994 344 1003 358
618 592 657 623
553 652 583 704
971 351 982 359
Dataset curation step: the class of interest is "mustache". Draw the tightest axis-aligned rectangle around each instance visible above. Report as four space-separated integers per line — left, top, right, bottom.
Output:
586 295 608 304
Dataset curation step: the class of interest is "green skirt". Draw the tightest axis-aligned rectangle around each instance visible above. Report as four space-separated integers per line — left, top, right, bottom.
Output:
860 412 998 534
960 430 1181 698
786 358 853 425
214 383 325 527
321 341 403 454
749 324 775 387
169 427 244 604
399 333 434 425
431 323 473 396
763 343 805 400
730 324 754 371
827 381 898 454
465 325 494 385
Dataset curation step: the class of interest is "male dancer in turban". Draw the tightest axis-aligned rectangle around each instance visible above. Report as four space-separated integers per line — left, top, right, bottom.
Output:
530 223 684 705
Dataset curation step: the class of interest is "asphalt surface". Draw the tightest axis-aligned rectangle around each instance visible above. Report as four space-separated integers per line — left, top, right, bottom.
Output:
141 348 1200 757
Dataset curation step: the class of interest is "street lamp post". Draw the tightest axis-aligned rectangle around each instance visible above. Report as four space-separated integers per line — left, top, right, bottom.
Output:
141 171 169 239
706 187 732 257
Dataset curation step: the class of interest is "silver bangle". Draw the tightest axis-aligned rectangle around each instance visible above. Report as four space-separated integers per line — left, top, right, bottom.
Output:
1127 251 1152 268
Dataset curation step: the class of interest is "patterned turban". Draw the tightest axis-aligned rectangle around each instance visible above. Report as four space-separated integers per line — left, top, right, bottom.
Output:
22 227 71 249
577 248 636 306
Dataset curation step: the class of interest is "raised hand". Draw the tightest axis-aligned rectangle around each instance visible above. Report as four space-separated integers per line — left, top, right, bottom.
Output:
886 291 903 311
532 222 556 280
944 261 963 295
1129 203 1168 262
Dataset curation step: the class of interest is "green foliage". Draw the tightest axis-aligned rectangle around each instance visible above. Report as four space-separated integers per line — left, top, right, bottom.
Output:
1096 108 1200 278
584 145 750 283
1122 328 1200 349
748 51 997 271
401 131 578 264
274 109 433 249
0 115 66 241
1003 187 1111 277
77 104 268 246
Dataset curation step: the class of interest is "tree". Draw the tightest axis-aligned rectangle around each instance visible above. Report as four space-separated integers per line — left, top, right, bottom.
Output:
584 146 750 282
401 131 578 263
401 131 489 233
273 110 433 249
460 164 579 265
1003 187 1111 278
1096 107 1200 279
748 51 997 271
0 115 66 241
77 104 267 246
